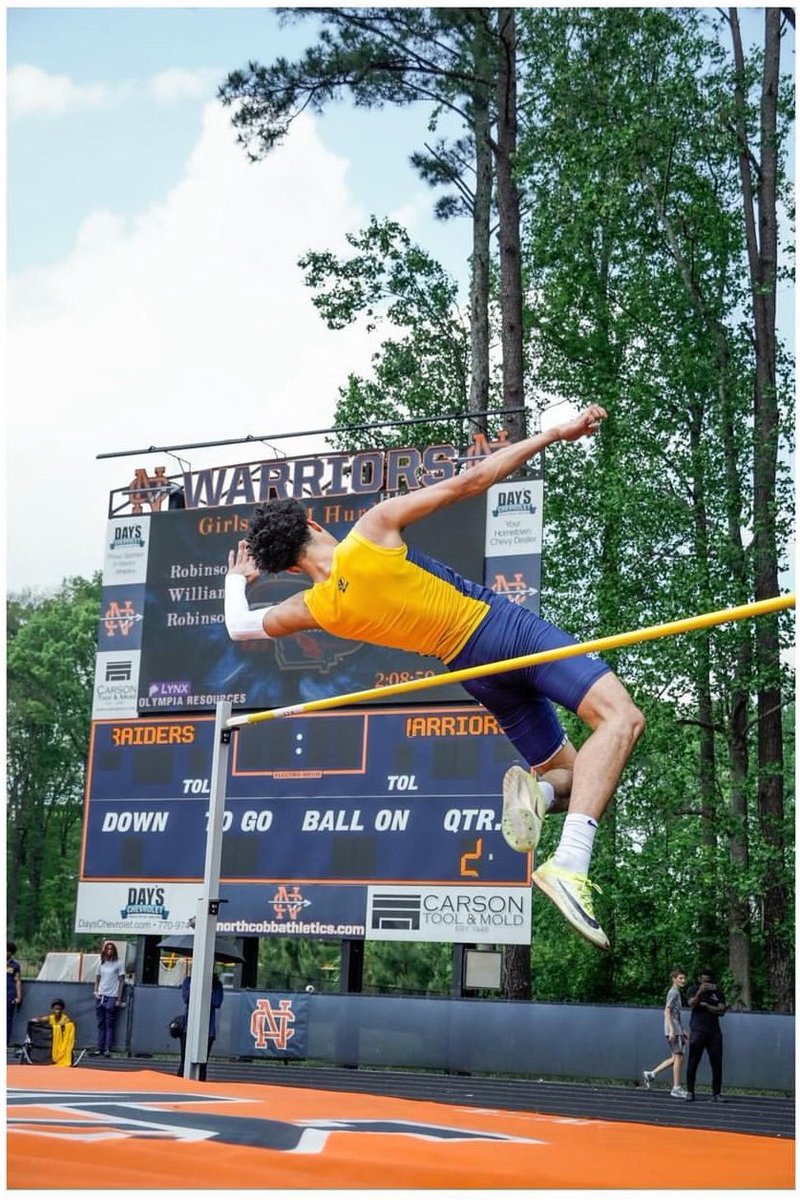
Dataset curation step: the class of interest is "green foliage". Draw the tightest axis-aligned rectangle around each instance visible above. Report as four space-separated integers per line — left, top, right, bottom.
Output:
274 7 793 1010
220 7 504 447
364 941 452 995
7 576 101 947
300 218 473 450
258 937 452 995
514 5 794 1008
219 8 484 160
259 937 341 991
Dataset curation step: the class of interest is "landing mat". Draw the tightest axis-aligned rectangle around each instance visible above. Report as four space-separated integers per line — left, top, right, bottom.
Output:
7 1066 794 1190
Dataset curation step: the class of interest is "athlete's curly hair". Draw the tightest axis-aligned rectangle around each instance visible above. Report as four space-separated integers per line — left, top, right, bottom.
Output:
246 499 312 574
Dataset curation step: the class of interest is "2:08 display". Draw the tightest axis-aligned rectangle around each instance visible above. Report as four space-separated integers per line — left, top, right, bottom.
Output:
373 668 437 687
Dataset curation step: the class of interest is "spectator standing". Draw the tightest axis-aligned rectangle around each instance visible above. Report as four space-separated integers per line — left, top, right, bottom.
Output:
685 966 727 1102
31 998 76 1068
92 940 125 1057
177 970 224 1081
7 943 23 1046
642 967 689 1097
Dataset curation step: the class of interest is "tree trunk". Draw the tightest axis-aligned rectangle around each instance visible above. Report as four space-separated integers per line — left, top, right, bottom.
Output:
730 7 791 1011
494 8 529 997
495 8 525 443
502 940 531 1000
7 783 23 935
468 48 493 435
686 406 721 964
643 96 760 1008
717 337 754 1009
593 236 623 998
727 682 752 1009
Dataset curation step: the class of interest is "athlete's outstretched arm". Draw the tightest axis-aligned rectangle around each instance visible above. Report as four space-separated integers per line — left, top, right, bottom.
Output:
224 541 318 639
358 405 606 545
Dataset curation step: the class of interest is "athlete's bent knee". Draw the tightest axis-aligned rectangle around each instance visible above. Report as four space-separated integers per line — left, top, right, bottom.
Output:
626 701 646 747
578 675 646 746
604 701 645 758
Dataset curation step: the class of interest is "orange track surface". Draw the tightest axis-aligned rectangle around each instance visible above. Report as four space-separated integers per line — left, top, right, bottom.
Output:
7 1066 794 1190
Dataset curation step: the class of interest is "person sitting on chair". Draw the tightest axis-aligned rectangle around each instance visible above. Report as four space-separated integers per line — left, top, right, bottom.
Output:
31 998 75 1068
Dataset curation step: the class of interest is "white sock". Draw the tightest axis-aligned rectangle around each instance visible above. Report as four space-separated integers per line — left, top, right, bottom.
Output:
552 813 598 876
537 779 556 813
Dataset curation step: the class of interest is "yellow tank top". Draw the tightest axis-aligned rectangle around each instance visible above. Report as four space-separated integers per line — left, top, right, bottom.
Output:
303 529 490 663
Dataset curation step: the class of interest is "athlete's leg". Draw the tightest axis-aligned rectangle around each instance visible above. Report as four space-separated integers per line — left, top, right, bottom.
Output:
451 605 643 949
528 676 643 951
562 671 645 821
535 672 644 820
459 679 567 853
535 740 575 811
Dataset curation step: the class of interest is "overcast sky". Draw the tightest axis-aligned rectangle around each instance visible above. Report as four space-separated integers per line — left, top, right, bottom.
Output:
7 6 473 593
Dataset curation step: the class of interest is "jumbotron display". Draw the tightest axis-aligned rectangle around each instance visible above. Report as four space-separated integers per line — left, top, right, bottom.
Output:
92 447 543 719
79 442 543 943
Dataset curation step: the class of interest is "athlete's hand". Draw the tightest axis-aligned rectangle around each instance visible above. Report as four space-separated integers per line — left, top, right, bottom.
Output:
556 405 607 443
227 539 260 585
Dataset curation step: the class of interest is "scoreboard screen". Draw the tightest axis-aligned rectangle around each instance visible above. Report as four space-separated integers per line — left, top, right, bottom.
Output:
92 474 543 721
75 708 532 944
138 495 487 713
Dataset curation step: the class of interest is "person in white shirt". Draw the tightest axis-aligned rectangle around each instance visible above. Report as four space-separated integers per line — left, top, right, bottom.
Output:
642 967 689 1097
92 940 125 1057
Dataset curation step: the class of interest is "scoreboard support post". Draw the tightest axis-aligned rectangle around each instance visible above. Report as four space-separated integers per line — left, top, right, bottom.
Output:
451 944 474 997
340 939 364 994
184 701 232 1081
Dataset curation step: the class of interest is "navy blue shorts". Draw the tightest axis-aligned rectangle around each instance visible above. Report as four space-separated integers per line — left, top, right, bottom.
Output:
447 596 611 768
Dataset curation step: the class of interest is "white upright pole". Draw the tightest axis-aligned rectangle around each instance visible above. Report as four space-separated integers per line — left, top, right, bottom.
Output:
184 700 231 1080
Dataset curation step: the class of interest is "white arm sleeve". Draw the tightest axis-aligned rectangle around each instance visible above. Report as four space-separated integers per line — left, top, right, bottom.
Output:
224 574 272 641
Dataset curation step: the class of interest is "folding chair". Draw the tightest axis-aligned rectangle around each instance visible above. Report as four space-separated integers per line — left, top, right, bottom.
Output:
18 1020 85 1066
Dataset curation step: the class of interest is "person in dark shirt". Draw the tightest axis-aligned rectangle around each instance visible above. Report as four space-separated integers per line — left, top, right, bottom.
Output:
684 966 727 1101
7 943 23 1046
176 970 224 1081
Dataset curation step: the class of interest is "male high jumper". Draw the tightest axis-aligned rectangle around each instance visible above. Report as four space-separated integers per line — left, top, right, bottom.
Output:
224 405 644 949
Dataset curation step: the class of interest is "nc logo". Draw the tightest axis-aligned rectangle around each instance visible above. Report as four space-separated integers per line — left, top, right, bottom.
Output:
250 999 296 1052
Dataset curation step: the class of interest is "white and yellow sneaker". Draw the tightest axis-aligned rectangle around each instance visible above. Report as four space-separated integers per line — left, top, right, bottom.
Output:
532 857 610 950
501 765 547 853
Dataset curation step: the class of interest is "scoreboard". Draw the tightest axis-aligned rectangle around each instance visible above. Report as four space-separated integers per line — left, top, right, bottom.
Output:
75 708 532 943
80 446 544 944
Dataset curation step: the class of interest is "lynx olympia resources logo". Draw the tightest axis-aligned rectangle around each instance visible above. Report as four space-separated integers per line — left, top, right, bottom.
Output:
270 885 312 921
8 1088 541 1150
148 681 192 699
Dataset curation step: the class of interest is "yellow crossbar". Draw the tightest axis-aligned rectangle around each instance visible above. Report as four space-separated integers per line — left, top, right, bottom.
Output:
226 593 795 729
